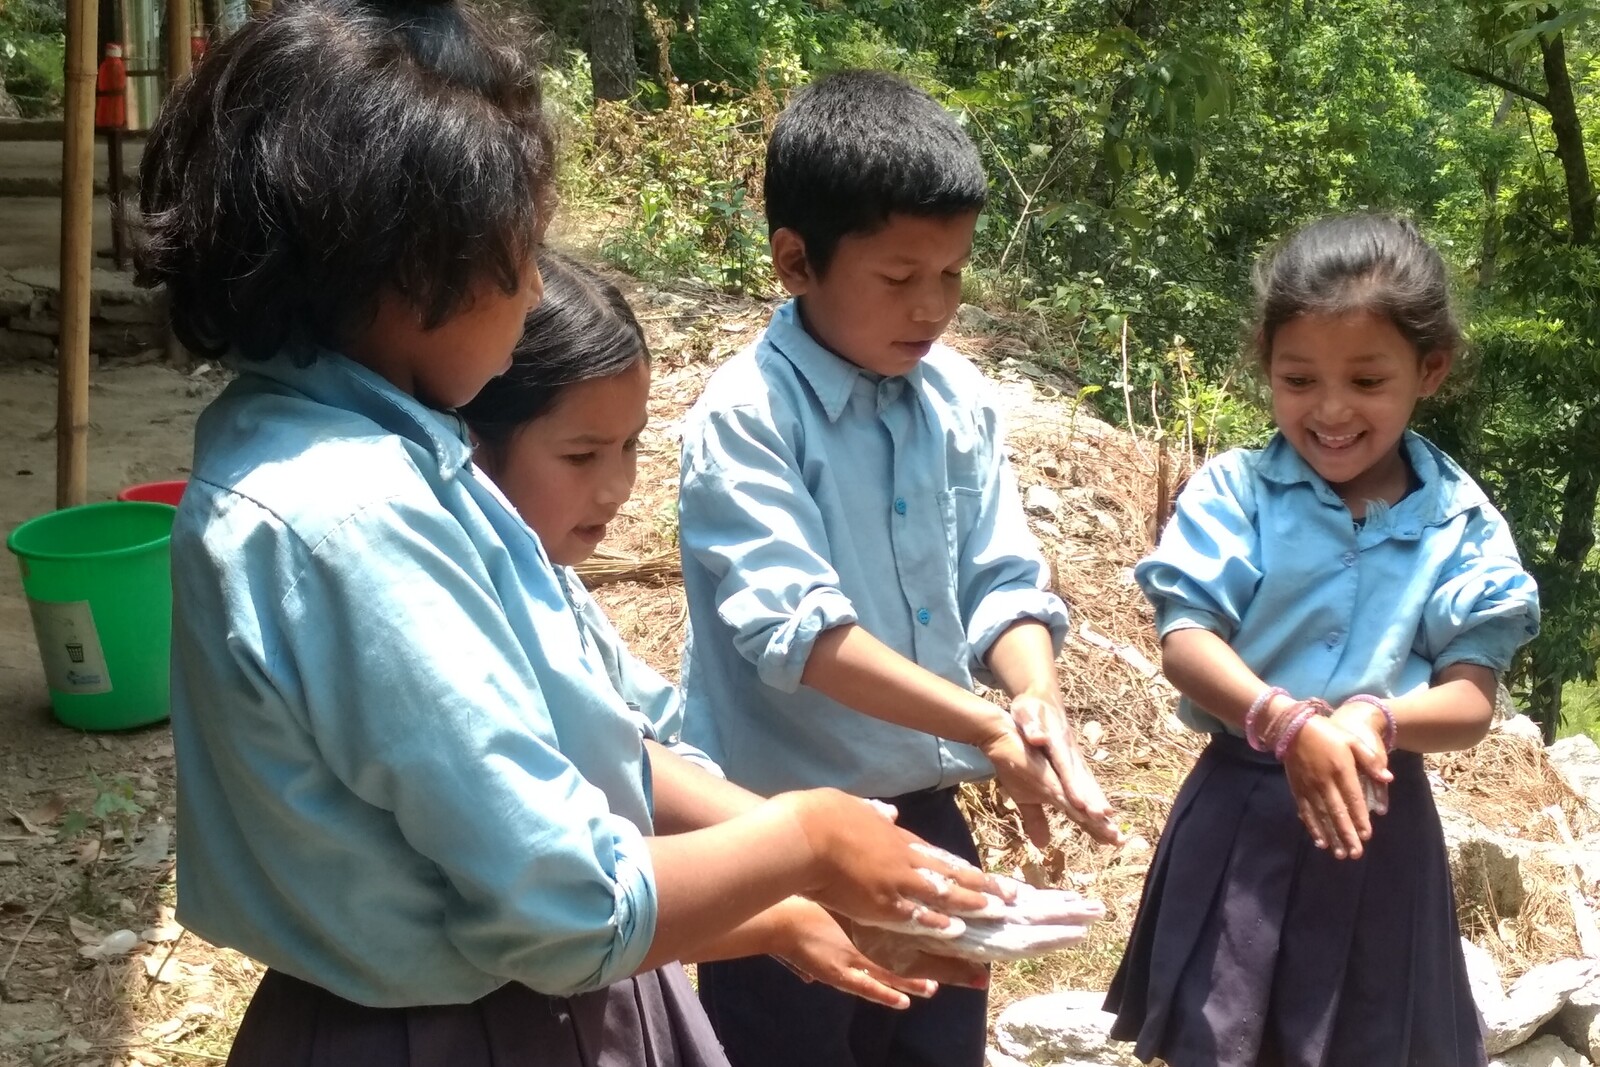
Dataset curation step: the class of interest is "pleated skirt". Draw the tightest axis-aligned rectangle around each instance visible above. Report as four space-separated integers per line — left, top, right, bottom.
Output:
226 965 732 1067
1103 733 1485 1067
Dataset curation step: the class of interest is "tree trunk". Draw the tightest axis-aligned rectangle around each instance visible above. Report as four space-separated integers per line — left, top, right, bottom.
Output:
588 0 636 103
1477 90 1516 289
1529 405 1600 734
1541 26 1596 244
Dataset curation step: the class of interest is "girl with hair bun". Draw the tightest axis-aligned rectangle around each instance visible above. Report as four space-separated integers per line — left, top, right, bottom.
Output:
139 5 999 1063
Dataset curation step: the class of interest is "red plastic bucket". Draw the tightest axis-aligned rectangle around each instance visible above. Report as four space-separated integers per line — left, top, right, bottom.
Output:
116 480 186 507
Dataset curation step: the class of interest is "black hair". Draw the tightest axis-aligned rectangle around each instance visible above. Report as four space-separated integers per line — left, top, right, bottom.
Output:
764 69 987 275
459 249 648 463
134 0 556 363
1252 213 1463 365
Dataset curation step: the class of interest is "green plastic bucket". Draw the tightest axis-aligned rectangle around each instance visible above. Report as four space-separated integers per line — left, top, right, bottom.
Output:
6 501 176 730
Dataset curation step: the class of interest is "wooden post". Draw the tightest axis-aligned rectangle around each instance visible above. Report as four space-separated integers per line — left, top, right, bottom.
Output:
162 0 191 368
166 0 191 85
57 0 98 509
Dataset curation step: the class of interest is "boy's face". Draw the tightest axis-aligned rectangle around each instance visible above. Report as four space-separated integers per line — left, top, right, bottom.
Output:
772 211 977 377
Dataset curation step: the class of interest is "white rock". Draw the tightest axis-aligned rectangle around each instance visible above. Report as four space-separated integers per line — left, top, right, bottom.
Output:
1025 484 1061 518
994 991 1141 1066
1556 975 1600 1062
1463 936 1506 1011
1549 736 1600 806
1484 956 1600 1054
1498 714 1546 744
1441 806 1527 918
986 1052 1029 1067
1491 1034 1592 1067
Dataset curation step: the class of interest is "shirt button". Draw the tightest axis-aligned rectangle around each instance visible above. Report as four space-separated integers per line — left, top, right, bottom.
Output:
894 497 907 516
1342 551 1356 567
1327 631 1341 647
917 608 931 626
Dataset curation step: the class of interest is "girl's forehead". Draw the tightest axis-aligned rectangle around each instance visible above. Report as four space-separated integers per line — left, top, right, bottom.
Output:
1271 310 1419 362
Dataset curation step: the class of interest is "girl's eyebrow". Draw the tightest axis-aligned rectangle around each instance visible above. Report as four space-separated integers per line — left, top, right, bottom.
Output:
562 419 649 446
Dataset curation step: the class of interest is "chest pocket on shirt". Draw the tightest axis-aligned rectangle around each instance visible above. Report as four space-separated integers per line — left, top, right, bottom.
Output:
938 486 984 569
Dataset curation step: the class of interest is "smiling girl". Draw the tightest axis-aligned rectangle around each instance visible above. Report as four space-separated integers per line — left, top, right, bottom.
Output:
1103 214 1541 1067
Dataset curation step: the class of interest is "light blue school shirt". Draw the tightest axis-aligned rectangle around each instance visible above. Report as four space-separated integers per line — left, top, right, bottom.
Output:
170 351 659 1007
678 301 1069 799
561 567 722 778
1137 431 1540 735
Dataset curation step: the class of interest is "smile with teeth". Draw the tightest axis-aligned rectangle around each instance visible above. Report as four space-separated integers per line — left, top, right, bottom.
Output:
1312 430 1363 450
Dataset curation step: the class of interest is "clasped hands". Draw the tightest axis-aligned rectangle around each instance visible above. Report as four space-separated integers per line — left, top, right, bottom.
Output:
982 689 1124 847
1274 695 1394 861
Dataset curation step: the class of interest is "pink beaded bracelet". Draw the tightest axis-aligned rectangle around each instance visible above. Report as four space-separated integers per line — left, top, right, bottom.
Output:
1347 694 1398 751
1245 686 1290 752
1274 701 1325 760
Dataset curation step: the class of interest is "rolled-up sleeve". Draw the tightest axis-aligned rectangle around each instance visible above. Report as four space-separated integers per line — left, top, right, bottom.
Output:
1135 457 1263 640
279 500 656 996
960 402 1069 674
680 406 859 694
1418 508 1541 673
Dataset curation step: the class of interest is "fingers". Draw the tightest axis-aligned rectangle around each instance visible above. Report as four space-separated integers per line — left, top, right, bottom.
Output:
1293 790 1329 850
884 953 988 990
1315 781 1364 860
1017 802 1053 849
1335 764 1373 842
1351 739 1392 784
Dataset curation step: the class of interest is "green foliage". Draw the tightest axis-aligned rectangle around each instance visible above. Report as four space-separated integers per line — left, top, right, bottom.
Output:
546 0 1600 719
565 68 779 295
0 0 65 117
1558 680 1600 745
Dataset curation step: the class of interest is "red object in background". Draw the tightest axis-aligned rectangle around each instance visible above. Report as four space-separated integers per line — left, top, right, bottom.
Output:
191 31 208 67
117 481 188 507
94 42 127 131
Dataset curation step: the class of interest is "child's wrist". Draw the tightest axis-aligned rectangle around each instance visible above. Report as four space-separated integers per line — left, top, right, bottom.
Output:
1344 694 1398 750
966 703 1017 751
1273 702 1325 760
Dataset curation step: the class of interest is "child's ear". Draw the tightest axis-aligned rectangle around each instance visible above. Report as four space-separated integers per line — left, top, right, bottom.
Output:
1418 349 1452 397
769 228 814 297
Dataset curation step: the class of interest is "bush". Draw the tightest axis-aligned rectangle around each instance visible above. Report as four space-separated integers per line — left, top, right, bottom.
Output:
1 0 65 118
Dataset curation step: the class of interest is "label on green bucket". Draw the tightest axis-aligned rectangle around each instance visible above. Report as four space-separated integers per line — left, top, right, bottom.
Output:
26 599 112 695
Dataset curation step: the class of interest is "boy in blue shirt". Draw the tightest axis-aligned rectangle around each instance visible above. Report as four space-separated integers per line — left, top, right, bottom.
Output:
679 69 1123 1067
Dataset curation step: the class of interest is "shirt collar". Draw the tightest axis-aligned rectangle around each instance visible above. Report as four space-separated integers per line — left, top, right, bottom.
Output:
763 300 923 422
226 348 474 477
1256 429 1487 533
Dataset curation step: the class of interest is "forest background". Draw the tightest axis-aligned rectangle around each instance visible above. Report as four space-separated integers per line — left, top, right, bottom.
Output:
546 0 1600 739
2 0 1597 733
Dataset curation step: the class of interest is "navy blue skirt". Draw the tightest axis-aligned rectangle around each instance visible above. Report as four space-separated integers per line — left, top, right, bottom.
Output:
225 966 731 1067
1104 734 1485 1067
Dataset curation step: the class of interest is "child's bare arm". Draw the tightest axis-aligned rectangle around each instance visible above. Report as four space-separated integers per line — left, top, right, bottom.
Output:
1331 663 1496 755
644 740 761 834
984 620 1122 844
636 788 1001 975
799 623 1070 845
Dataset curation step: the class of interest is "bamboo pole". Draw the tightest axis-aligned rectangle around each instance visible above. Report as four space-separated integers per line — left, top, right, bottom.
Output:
56 0 98 509
161 0 191 368
166 0 191 84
